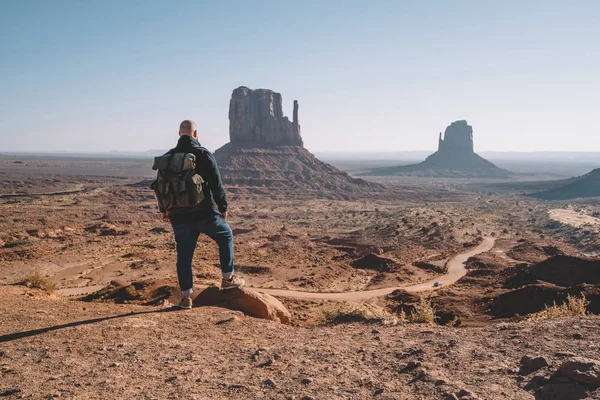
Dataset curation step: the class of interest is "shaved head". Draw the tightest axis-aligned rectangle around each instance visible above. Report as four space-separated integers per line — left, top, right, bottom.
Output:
179 120 197 136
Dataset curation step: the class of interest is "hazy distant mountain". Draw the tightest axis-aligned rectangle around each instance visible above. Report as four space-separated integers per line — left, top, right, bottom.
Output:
531 168 600 200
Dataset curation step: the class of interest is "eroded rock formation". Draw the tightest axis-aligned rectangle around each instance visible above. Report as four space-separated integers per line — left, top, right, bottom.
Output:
438 120 474 154
363 120 510 178
229 86 303 147
215 86 383 196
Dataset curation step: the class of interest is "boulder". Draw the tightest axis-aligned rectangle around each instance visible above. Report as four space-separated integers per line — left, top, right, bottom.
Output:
193 286 292 324
519 355 550 375
557 357 600 388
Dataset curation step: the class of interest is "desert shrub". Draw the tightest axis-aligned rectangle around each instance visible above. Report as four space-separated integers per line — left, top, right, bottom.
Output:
17 273 57 292
409 298 437 324
526 294 589 321
317 302 399 325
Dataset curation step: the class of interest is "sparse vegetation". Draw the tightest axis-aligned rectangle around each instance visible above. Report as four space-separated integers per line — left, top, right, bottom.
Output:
526 294 589 321
409 298 437 324
17 273 57 292
317 302 399 325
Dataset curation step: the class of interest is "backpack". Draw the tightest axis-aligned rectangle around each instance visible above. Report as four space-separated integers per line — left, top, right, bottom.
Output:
151 152 205 211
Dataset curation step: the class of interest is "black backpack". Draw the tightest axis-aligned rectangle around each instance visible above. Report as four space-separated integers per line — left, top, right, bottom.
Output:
151 153 205 211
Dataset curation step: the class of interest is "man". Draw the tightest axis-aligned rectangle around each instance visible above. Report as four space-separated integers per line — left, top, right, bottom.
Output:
161 120 244 309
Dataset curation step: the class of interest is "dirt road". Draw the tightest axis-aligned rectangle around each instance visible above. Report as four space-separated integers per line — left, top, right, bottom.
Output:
255 237 495 301
58 237 495 301
549 209 600 229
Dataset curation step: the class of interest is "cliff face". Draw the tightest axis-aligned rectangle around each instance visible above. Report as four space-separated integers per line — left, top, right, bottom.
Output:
228 86 303 147
438 120 474 154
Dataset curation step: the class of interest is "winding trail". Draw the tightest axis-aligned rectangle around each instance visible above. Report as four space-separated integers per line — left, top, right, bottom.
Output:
58 237 495 301
256 237 495 301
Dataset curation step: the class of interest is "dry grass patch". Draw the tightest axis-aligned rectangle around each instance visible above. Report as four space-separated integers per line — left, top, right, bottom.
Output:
317 301 400 325
17 273 57 293
409 298 437 324
527 294 589 321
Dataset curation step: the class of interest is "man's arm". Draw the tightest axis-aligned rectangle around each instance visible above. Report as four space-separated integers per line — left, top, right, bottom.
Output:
197 150 228 215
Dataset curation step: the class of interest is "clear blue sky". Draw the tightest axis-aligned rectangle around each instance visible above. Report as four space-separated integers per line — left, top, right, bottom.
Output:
1 0 599 153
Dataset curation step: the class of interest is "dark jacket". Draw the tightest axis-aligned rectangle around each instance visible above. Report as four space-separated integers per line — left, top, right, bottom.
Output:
163 135 228 223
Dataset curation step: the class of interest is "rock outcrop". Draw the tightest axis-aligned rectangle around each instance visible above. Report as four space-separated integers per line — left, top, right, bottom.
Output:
362 121 510 178
193 286 292 324
229 86 303 147
215 86 382 196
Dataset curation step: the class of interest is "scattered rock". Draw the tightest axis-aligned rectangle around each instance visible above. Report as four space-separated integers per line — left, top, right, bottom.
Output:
444 394 459 400
524 374 548 390
215 317 238 325
258 358 275 368
0 388 22 397
456 388 474 398
300 377 313 385
193 286 291 324
557 357 600 388
519 355 550 375
263 378 277 388
399 361 421 373
228 384 248 390
556 351 576 357
538 382 590 400
84 223 129 236
351 254 402 272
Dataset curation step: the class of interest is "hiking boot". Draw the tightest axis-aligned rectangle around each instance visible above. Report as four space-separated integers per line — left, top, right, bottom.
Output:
221 275 245 290
177 296 192 310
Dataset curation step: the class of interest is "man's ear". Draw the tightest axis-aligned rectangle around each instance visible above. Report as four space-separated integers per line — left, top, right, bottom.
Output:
193 130 198 139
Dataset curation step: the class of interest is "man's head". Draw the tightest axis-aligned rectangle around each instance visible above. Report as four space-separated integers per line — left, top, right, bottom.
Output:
179 120 198 139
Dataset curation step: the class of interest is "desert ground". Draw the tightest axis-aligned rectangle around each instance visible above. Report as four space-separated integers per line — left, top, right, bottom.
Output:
1 154 599 399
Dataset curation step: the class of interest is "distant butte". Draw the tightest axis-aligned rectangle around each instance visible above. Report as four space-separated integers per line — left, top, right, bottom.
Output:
363 120 511 178
214 86 383 195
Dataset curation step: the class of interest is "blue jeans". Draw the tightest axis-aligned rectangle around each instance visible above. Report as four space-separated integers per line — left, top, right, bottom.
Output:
171 215 234 293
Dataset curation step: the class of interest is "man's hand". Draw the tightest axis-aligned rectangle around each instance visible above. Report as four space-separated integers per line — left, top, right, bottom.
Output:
220 211 227 220
161 211 169 222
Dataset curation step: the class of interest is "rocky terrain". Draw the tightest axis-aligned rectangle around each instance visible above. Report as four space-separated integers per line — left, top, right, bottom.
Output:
1 284 599 400
1 153 599 399
215 87 382 196
362 121 511 178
